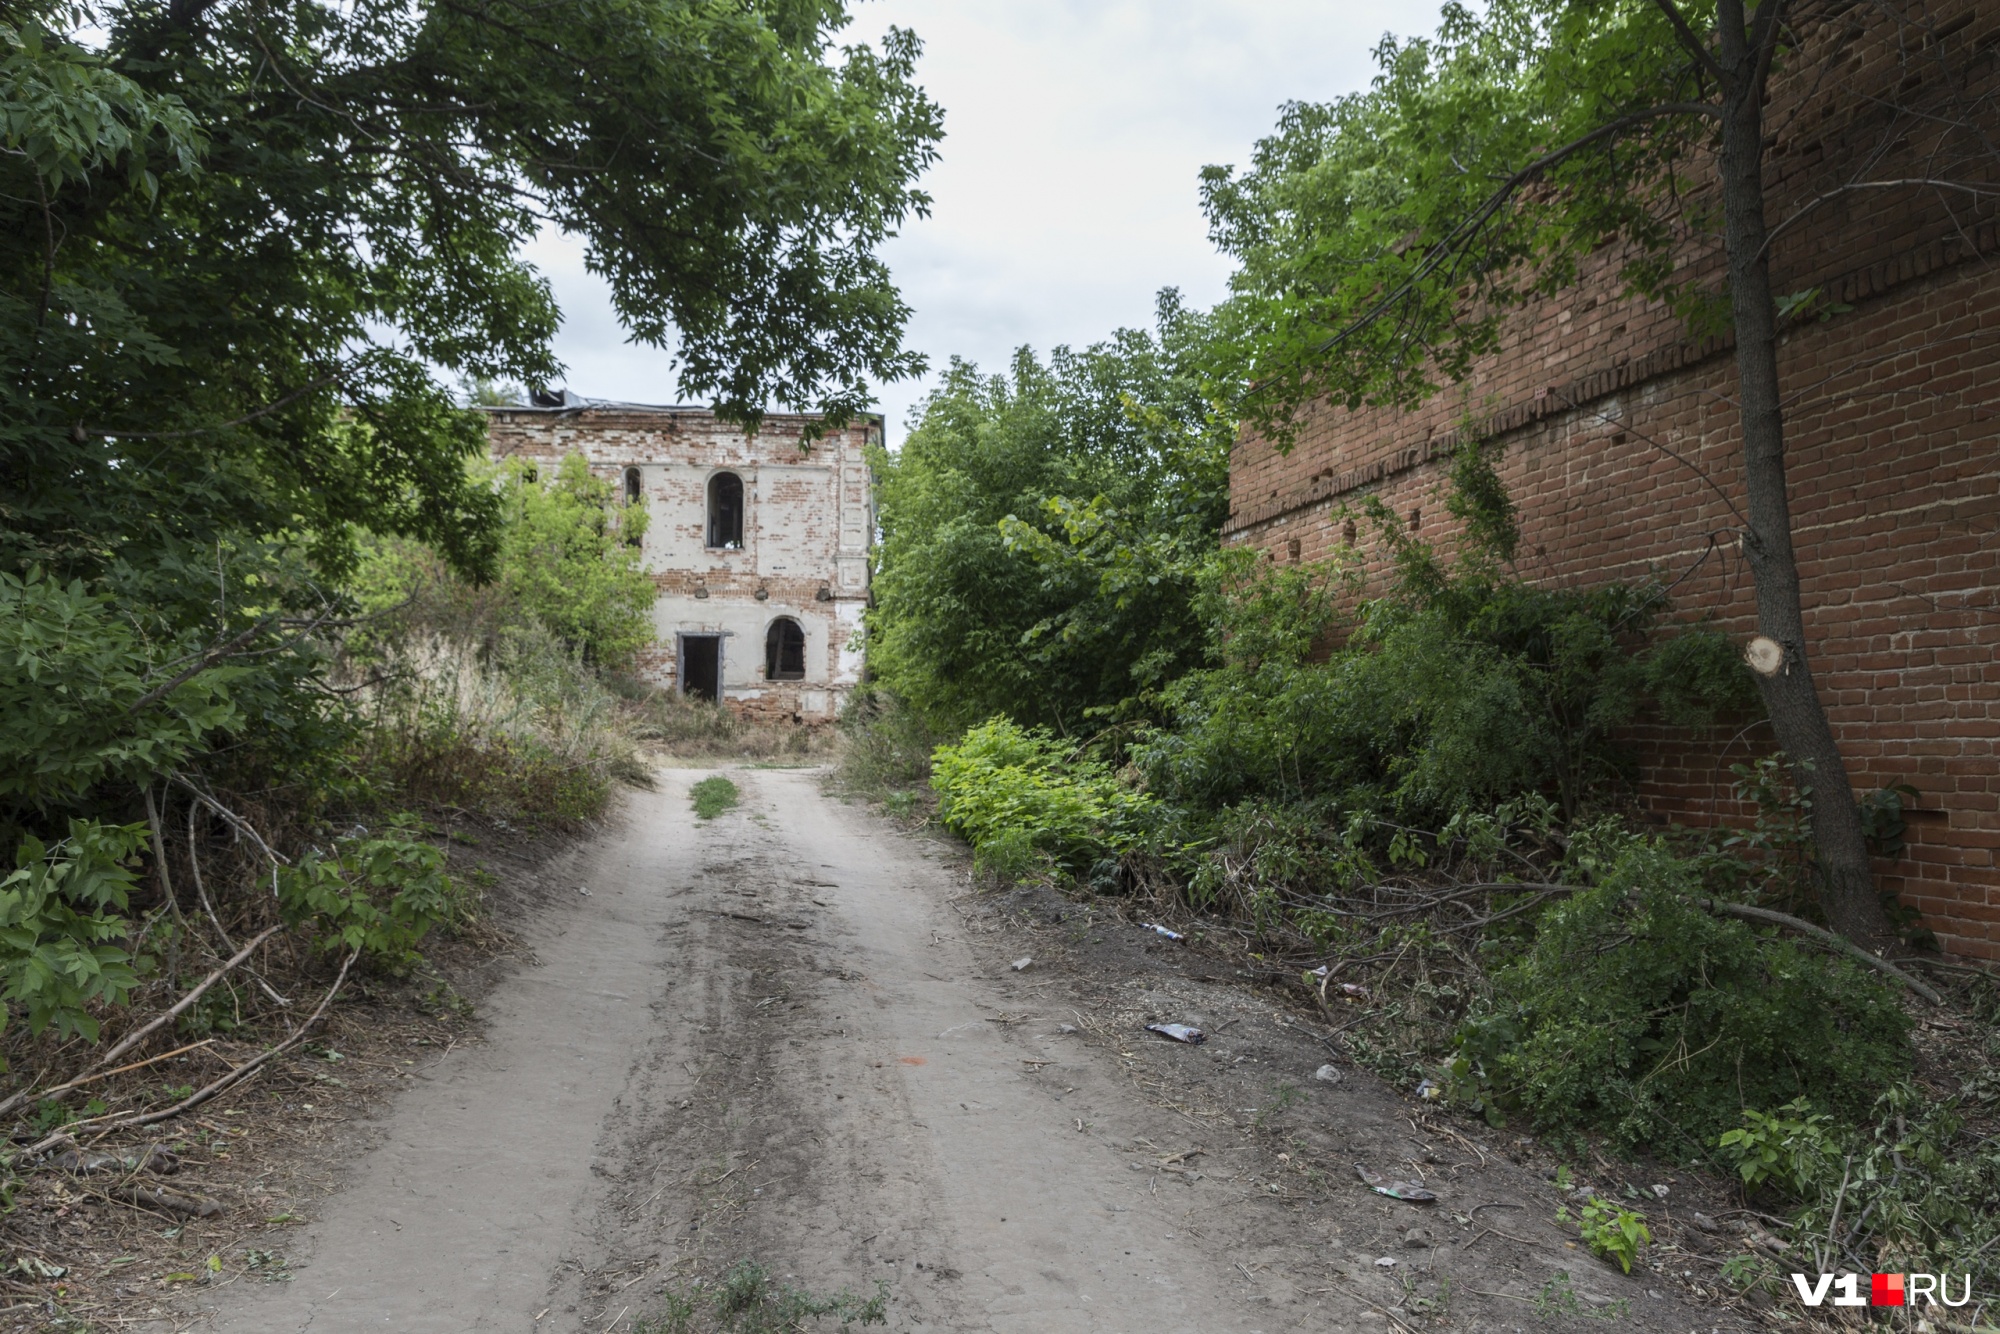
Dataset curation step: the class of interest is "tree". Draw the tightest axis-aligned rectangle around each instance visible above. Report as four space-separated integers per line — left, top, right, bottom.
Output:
0 0 939 834
1200 0 1997 948
868 294 1232 734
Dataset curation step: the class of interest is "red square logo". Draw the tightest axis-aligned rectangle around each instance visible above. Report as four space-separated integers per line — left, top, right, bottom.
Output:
1872 1273 1905 1306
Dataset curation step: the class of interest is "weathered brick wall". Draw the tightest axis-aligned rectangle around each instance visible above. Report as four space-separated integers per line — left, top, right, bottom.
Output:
485 404 874 720
1223 6 2000 957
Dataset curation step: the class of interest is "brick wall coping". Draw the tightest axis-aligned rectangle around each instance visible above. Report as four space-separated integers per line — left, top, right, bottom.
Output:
1223 218 2000 537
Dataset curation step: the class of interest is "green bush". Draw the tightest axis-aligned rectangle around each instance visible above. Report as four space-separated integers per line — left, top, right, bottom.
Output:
1457 841 1911 1155
0 820 150 1048
930 719 1155 880
1137 550 1753 825
278 820 464 971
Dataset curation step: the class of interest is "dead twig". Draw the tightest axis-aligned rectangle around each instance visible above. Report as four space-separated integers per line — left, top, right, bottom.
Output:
0 924 283 1121
27 949 357 1151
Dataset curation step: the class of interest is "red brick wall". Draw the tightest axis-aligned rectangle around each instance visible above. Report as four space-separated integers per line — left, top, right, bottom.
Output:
1223 7 2000 958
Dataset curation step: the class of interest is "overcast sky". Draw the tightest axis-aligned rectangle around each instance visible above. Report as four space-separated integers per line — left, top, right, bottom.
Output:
524 0 1446 444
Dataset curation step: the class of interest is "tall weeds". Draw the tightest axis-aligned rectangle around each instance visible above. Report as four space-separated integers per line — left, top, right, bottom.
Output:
349 628 646 824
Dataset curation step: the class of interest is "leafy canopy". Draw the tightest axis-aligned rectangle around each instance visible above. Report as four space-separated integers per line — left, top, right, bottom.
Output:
1200 0 1718 441
867 294 1232 733
0 0 939 841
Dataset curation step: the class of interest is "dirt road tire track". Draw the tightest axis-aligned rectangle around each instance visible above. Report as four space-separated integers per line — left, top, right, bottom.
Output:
197 768 1748 1333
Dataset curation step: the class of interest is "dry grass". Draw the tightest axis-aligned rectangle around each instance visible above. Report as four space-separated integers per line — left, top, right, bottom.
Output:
351 630 649 822
612 678 838 762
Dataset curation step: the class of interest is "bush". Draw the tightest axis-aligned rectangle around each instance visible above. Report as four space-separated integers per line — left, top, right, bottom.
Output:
930 719 1155 880
1457 840 1912 1156
1137 551 1753 824
0 821 150 1047
834 687 942 802
278 820 467 971
349 630 639 824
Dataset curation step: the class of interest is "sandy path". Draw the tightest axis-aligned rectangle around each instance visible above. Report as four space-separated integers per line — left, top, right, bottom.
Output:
197 768 1744 1334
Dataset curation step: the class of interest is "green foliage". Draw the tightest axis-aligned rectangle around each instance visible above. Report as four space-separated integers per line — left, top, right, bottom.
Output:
1716 1099 1836 1195
1558 1195 1651 1273
691 777 740 821
867 294 1231 731
278 821 462 970
0 569 244 822
1460 839 1911 1156
1137 509 1754 823
1714 1086 2000 1300
493 455 656 670
352 455 656 671
1198 0 1726 441
930 719 1156 880
0 820 149 1047
833 687 944 802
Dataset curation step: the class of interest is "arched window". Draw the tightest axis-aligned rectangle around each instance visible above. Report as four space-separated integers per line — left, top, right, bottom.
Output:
765 618 806 681
707 471 743 549
623 467 641 504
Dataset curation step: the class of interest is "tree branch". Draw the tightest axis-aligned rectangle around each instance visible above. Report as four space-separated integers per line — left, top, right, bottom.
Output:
1307 103 1722 361
86 372 341 442
1698 899 1942 1002
1648 0 1725 83
1761 179 2000 258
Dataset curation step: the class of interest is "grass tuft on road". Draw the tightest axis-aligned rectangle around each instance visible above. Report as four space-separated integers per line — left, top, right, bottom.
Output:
639 1260 888 1332
691 776 740 820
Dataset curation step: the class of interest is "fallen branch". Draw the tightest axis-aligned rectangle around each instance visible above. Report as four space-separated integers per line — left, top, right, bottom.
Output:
0 924 283 1122
23 1039 216 1104
106 1184 222 1219
27 949 357 1152
1699 900 1942 1004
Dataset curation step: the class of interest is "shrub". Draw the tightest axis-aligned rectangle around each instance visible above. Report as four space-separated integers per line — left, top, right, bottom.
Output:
930 719 1155 879
349 630 637 823
834 687 944 801
1458 840 1912 1155
278 819 466 971
0 821 150 1047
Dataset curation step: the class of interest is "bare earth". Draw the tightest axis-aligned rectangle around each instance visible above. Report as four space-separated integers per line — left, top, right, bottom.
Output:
192 768 1754 1333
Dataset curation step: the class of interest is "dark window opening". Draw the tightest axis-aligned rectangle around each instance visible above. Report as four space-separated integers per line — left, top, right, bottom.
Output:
765 618 806 681
681 635 721 701
622 468 643 546
707 472 744 549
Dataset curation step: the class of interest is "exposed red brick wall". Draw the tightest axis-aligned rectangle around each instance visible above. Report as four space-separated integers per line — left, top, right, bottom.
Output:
1223 5 2000 957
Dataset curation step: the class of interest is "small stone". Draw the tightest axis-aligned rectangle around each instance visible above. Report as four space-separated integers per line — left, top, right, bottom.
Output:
1651 1183 1670 1199
1402 1228 1432 1248
1314 1064 1343 1084
1374 1256 1397 1268
1010 957 1033 972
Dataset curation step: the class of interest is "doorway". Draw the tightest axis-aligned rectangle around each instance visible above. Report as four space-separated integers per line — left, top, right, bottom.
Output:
680 635 721 701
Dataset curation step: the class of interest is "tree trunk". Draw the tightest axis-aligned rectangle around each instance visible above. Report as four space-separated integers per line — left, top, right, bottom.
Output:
1713 1 1895 951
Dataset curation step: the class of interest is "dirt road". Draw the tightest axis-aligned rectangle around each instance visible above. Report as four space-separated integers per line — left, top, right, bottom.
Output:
197 769 1749 1333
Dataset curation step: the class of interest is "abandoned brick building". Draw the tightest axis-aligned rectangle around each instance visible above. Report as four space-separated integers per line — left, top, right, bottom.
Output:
485 394 875 720
1225 6 2000 957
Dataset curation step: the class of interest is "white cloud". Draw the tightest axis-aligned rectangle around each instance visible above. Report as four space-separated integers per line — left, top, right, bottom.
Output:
530 0 1448 442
